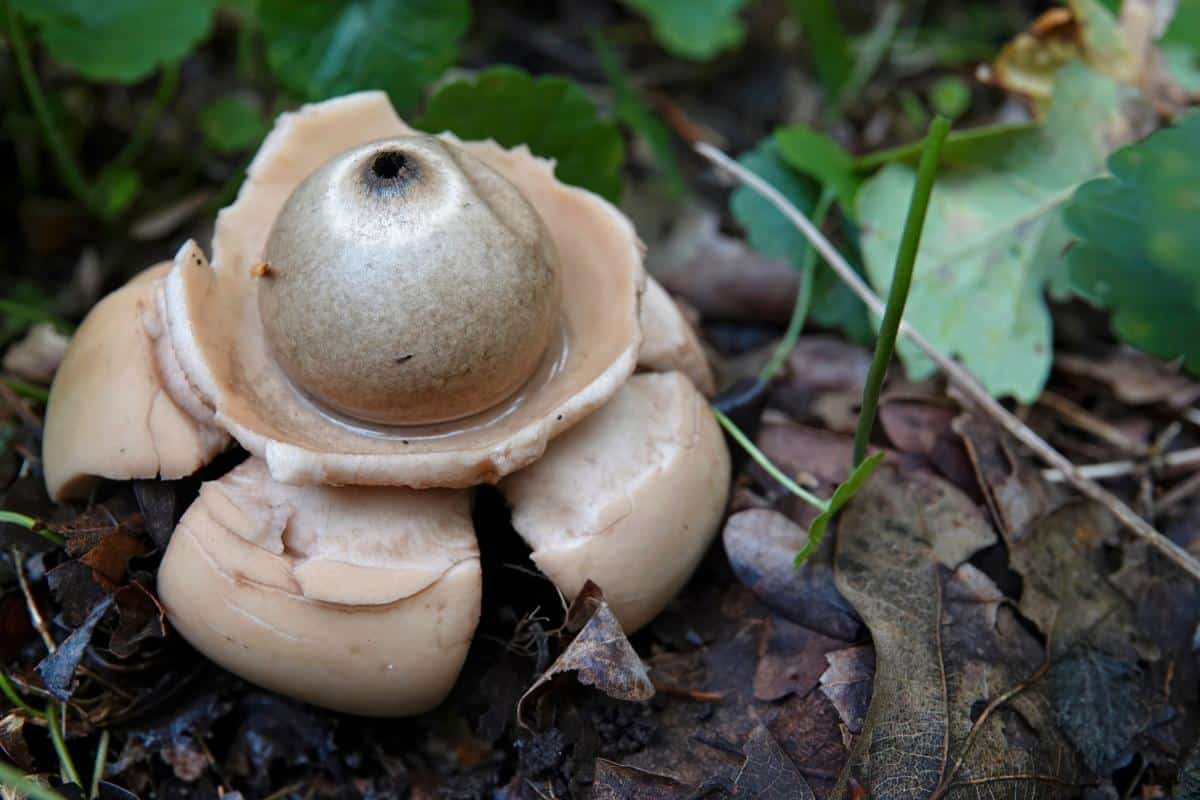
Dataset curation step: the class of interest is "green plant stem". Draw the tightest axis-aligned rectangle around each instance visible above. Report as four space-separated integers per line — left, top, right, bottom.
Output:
0 759 67 800
48 702 82 788
853 121 1032 170
852 115 950 466
113 62 179 169
0 511 66 547
4 377 50 404
713 409 830 511
89 729 109 799
759 189 835 383
5 2 97 216
0 670 43 718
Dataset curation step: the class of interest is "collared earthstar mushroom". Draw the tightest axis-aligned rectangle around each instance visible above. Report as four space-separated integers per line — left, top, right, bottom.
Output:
41 92 729 716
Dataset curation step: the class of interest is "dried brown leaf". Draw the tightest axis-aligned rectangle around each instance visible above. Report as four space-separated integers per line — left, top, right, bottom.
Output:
518 582 654 729
831 465 1083 798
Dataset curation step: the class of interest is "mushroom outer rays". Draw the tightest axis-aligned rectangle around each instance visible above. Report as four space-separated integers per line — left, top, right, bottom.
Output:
42 263 228 502
157 458 480 717
500 371 730 633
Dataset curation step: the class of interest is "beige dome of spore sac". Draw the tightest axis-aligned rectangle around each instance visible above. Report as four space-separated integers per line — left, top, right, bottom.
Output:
154 92 645 488
258 135 561 426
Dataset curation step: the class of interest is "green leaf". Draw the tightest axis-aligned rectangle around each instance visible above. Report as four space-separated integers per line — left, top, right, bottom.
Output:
199 97 269 153
415 66 625 202
794 453 882 566
785 0 853 96
856 63 1125 401
257 0 469 113
774 125 860 211
10 0 218 83
731 138 870 340
92 164 139 220
592 34 686 198
619 0 749 61
1065 113 1200 374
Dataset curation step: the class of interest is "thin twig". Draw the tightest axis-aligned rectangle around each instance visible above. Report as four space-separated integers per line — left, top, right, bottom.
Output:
1041 446 1200 482
1157 470 1200 512
695 141 1200 583
13 547 56 652
1037 390 1147 455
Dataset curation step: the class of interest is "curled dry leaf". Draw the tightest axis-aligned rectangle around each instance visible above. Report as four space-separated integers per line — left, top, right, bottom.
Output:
830 464 1084 798
0 713 34 771
110 581 167 658
723 508 861 641
731 723 817 800
953 413 1055 545
517 581 654 729
819 645 875 735
36 593 114 700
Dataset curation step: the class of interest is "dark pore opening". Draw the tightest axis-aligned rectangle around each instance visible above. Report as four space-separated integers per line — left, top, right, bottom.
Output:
371 151 408 180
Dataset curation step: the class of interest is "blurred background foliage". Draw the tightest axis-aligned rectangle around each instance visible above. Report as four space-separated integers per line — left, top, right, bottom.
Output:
0 0 1196 397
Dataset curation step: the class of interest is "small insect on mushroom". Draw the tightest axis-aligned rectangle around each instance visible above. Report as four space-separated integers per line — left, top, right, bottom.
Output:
41 92 729 716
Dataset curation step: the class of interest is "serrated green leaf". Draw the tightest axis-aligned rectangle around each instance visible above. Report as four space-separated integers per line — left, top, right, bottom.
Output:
730 138 871 340
10 0 218 83
258 0 469 113
620 0 749 61
1065 113 1200 374
414 66 624 202
794 453 882 566
856 63 1125 401
199 97 268 153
